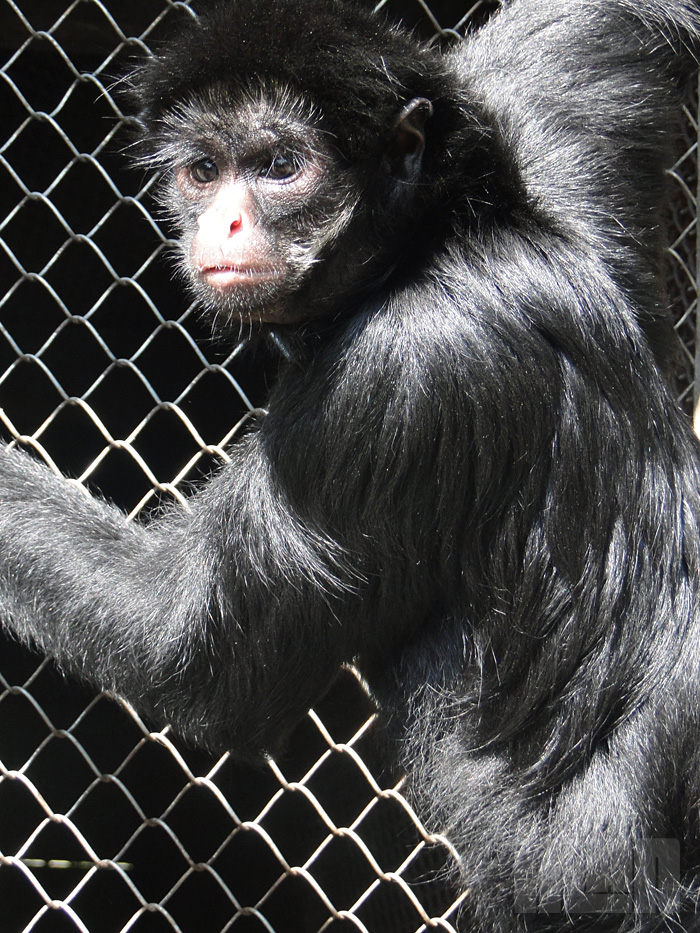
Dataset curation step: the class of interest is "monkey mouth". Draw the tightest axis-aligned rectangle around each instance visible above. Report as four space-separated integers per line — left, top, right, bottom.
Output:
201 265 278 289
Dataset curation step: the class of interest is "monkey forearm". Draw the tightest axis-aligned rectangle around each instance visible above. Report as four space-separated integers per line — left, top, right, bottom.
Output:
0 443 350 756
0 444 203 697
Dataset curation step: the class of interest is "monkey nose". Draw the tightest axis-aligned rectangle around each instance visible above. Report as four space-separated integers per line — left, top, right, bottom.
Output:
229 215 243 235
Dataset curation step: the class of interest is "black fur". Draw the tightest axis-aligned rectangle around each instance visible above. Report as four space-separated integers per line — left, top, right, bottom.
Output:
2 1 700 929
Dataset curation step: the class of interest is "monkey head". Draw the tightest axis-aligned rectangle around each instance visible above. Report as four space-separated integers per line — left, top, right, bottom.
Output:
130 0 454 328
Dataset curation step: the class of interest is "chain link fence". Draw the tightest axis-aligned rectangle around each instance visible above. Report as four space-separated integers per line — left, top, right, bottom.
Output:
0 1 698 931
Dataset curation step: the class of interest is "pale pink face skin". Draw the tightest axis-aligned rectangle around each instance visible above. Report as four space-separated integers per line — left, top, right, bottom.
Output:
190 181 276 284
174 143 336 324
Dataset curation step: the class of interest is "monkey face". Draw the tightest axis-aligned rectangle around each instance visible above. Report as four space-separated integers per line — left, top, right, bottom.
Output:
150 90 360 327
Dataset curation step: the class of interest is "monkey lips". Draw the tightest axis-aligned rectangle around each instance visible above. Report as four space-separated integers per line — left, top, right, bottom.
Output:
200 265 279 289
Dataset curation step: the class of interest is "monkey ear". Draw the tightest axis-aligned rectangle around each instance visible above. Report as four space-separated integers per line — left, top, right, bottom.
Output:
384 97 433 182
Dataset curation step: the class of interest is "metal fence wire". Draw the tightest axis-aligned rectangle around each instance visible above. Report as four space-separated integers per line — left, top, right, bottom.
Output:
0 1 698 931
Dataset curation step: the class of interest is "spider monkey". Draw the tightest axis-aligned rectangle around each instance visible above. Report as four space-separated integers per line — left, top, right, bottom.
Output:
2 0 700 928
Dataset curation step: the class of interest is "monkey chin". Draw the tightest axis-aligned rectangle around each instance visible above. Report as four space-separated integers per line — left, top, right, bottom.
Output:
201 267 277 290
193 277 307 331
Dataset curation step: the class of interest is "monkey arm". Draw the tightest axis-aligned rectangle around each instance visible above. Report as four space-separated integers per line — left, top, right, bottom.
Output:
462 0 699 224
0 437 359 760
0 293 492 761
458 0 700 364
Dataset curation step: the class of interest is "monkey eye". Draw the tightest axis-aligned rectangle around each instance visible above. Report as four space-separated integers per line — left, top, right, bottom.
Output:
260 152 299 181
189 158 219 184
